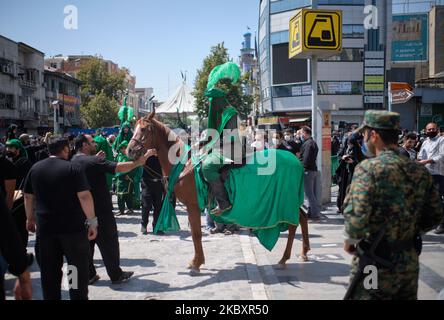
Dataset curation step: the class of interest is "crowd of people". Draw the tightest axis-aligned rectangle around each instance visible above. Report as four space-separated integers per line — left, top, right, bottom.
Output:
1 110 444 300
0 122 161 300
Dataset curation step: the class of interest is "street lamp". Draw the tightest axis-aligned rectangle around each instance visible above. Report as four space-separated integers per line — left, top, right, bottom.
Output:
51 100 60 135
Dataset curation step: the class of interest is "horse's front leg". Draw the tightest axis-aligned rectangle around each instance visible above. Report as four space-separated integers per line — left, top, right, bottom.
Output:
187 205 205 275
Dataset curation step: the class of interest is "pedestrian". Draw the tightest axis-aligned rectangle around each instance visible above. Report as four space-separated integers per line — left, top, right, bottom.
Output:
0 196 32 300
417 122 444 234
23 138 98 300
72 134 155 284
0 152 18 210
399 132 418 160
5 139 33 249
140 155 165 235
299 126 321 220
343 111 443 300
115 141 136 216
335 133 365 213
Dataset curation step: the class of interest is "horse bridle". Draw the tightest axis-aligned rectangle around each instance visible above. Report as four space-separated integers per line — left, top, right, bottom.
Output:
130 118 155 155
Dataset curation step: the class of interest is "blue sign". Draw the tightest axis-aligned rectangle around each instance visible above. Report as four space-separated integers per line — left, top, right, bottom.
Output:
392 14 428 62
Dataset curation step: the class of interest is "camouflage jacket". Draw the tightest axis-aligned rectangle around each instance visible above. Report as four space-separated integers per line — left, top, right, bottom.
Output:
343 150 443 270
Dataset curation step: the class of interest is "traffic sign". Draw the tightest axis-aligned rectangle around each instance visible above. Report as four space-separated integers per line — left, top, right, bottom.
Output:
289 9 342 59
389 82 415 105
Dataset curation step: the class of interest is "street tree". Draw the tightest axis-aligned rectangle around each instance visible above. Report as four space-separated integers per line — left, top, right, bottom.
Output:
80 91 119 128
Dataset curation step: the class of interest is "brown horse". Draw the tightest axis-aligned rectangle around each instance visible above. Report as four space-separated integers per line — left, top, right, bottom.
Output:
127 111 310 274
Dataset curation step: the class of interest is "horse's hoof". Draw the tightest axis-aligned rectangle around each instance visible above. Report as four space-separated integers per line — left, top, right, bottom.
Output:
189 267 200 276
298 255 309 262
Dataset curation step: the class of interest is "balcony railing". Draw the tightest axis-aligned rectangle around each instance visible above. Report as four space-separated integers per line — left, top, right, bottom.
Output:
19 79 37 89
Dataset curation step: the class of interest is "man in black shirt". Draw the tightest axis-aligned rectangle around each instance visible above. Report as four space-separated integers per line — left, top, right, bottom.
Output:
72 134 155 285
0 154 17 210
24 138 98 300
299 126 321 219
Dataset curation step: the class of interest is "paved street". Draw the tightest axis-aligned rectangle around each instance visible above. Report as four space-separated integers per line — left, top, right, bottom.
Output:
4 188 444 300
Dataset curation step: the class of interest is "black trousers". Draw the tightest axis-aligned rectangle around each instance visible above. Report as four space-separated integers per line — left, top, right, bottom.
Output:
89 214 122 281
141 180 163 231
37 232 90 300
432 175 444 227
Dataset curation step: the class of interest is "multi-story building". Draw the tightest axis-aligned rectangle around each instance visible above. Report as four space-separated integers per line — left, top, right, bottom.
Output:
0 35 45 136
136 87 154 117
43 66 82 132
257 0 392 129
45 55 137 112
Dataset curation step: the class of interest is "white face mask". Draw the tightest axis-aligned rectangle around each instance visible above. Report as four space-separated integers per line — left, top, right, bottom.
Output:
284 135 292 142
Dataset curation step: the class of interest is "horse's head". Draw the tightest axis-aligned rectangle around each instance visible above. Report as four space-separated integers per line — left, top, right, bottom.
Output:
127 110 156 161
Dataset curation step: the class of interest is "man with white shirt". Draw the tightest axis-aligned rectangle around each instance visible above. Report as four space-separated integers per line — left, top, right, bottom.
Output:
418 122 444 234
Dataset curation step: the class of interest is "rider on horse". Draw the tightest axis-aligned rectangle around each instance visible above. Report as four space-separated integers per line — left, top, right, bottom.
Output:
201 62 243 216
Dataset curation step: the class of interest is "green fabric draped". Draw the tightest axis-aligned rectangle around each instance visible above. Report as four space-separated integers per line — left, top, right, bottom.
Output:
113 122 133 152
197 149 304 251
154 145 191 233
94 135 114 189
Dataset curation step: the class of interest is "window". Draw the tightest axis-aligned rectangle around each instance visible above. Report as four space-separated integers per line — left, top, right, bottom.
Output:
270 0 311 14
0 59 14 75
319 48 364 62
318 81 363 95
343 25 365 38
0 93 14 110
272 43 309 85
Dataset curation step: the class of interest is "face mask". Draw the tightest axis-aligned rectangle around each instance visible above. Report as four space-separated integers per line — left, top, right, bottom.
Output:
300 136 305 143
284 135 291 142
361 138 375 158
427 131 438 139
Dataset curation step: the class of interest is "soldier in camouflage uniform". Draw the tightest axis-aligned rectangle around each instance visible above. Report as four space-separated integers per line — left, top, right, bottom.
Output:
343 110 443 300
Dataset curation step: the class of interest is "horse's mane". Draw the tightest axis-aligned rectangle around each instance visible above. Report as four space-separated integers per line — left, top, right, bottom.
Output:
151 117 180 150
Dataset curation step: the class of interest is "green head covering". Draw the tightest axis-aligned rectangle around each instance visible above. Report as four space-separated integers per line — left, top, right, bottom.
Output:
6 139 28 159
118 140 129 150
205 62 241 98
356 110 401 133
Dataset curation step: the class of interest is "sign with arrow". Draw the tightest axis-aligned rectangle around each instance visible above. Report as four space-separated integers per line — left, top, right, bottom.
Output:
389 82 415 105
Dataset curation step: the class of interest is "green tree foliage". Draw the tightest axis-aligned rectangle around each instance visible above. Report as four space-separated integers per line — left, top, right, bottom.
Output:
193 43 252 121
77 57 126 127
80 91 119 128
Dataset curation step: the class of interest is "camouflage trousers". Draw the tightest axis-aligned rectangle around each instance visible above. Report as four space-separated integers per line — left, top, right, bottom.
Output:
349 258 419 300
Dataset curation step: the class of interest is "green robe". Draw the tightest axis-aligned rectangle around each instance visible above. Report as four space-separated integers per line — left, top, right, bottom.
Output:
94 135 114 189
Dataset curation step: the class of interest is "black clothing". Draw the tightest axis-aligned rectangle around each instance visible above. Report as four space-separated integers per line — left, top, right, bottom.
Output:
331 136 341 156
398 147 411 159
141 157 164 231
24 157 90 235
37 232 90 300
11 156 32 190
34 147 49 162
278 140 300 155
71 154 122 281
71 154 117 216
0 156 17 199
300 138 319 171
24 144 47 165
0 196 28 300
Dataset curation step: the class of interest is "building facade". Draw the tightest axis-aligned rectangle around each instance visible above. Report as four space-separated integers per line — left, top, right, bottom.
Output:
258 0 392 128
0 35 45 136
43 67 82 132
135 87 154 117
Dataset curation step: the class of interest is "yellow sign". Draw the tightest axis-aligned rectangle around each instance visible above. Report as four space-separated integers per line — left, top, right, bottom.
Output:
365 76 385 84
289 9 342 59
364 83 385 92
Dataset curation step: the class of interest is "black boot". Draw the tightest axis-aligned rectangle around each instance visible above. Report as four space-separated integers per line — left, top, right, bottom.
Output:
209 178 232 216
